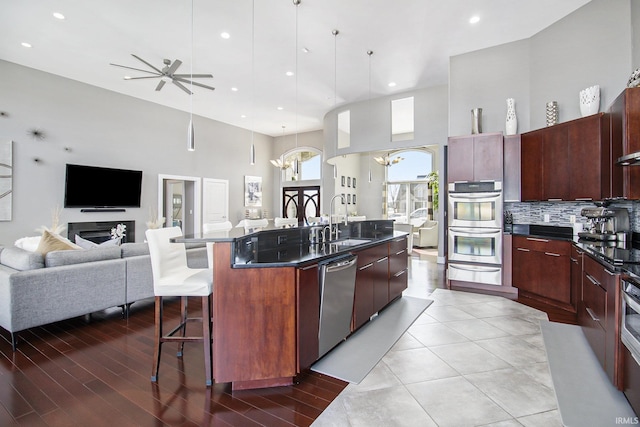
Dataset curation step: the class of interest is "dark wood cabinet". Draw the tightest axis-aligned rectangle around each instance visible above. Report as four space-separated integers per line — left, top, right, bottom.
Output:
388 236 408 301
353 243 389 331
579 254 622 387
520 130 543 201
610 87 640 200
570 245 583 317
542 123 570 201
520 113 618 201
373 256 390 313
512 236 573 312
448 133 503 182
297 263 319 370
353 261 375 330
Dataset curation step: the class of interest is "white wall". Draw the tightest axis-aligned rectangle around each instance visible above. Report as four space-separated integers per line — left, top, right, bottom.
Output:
0 60 275 244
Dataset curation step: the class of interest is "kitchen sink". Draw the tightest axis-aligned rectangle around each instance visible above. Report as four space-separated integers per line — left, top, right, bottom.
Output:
330 238 371 247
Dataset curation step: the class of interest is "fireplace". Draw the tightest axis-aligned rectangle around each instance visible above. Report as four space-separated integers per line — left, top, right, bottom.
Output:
67 221 135 244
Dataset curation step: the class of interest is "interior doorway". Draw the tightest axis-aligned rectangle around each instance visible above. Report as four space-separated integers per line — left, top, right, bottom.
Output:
158 174 201 236
282 186 320 224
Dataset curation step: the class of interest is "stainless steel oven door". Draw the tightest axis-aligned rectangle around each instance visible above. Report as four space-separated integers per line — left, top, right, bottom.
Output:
448 191 503 228
621 280 640 364
448 263 502 286
448 227 502 265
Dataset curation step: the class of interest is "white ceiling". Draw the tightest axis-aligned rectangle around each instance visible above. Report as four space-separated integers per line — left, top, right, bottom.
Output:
0 0 591 137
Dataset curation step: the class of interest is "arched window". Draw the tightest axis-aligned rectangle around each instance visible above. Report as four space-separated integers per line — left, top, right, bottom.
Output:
282 148 322 182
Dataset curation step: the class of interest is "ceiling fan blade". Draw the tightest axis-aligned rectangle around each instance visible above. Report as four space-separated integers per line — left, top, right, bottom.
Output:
109 63 161 75
155 80 166 91
131 54 163 74
173 73 213 78
174 77 216 91
166 59 182 75
126 76 162 80
172 80 192 95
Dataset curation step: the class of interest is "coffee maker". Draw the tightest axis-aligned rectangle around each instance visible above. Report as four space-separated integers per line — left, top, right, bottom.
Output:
578 206 630 241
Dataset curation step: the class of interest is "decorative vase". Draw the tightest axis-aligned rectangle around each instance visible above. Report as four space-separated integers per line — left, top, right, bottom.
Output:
471 108 482 134
546 101 559 126
628 68 640 88
579 85 600 117
505 98 517 135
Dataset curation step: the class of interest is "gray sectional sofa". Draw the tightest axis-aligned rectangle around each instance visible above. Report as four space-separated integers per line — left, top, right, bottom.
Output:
0 242 208 350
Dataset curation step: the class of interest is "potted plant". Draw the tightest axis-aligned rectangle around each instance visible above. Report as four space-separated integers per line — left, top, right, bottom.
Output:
426 171 439 214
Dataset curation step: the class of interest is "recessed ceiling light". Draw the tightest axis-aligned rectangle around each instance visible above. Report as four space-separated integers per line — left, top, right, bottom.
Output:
53 12 65 20
21 42 32 48
469 16 480 24
241 114 247 118
124 76 132 80
285 71 294 77
231 87 238 92
220 32 230 39
388 82 397 87
277 106 284 111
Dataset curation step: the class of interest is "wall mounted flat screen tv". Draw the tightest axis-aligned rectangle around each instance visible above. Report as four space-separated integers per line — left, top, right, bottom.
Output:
64 164 143 208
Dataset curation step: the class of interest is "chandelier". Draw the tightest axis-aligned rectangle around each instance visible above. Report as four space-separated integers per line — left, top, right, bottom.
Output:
270 158 292 169
374 155 404 167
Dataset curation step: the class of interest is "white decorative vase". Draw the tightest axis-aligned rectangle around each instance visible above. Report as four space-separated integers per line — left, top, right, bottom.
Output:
579 85 600 117
505 98 517 135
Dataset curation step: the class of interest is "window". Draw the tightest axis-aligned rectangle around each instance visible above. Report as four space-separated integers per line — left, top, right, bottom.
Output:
283 149 322 182
391 97 414 142
337 111 351 148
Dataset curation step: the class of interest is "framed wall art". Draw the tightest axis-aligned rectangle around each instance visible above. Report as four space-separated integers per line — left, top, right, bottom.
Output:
244 175 262 207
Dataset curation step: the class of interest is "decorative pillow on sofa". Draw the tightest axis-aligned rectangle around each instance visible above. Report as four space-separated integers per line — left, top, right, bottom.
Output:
74 234 121 249
36 230 81 255
14 236 42 252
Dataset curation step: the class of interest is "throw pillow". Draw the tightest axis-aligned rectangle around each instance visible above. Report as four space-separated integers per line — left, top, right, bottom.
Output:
14 236 42 252
36 230 81 255
75 234 121 249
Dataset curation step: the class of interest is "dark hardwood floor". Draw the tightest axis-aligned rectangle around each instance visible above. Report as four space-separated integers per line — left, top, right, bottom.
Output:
0 298 347 426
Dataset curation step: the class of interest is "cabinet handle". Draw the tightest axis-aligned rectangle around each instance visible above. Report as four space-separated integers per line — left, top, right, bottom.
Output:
395 250 406 256
585 273 601 287
575 249 584 255
300 264 317 271
394 269 407 277
359 263 374 270
544 252 560 257
547 198 563 201
527 237 549 243
516 247 530 252
604 269 617 277
570 257 577 263
585 307 600 322
376 257 388 263
575 198 593 201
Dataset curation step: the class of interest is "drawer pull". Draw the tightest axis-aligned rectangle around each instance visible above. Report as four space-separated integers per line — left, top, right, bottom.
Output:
544 252 560 257
527 237 549 243
395 250 406 256
516 248 530 252
359 263 374 270
394 269 407 277
604 269 616 277
547 198 563 201
586 307 600 322
300 264 317 271
570 257 577 263
376 257 388 263
585 273 601 287
575 198 593 201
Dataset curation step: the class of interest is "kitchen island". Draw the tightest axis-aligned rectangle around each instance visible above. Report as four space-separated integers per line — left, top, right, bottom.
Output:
174 220 408 390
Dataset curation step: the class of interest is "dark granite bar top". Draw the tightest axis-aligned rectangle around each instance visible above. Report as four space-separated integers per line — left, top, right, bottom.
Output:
173 219 408 268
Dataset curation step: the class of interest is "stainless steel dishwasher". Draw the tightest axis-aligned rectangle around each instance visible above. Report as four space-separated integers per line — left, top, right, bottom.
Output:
318 253 358 358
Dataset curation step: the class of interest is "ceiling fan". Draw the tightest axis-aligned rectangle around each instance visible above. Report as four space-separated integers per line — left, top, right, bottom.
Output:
110 54 214 95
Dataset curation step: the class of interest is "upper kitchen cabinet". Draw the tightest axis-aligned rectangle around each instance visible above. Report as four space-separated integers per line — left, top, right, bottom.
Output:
520 114 618 201
503 135 521 202
447 133 503 183
610 87 640 200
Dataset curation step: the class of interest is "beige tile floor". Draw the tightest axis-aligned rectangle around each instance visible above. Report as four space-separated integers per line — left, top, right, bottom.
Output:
312 255 563 427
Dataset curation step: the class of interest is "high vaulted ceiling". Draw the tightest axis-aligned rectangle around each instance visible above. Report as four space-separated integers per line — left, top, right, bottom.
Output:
0 0 591 137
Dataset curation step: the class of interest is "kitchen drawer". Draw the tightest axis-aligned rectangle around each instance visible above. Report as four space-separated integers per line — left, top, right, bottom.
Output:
513 235 570 255
389 268 408 301
583 269 607 328
354 244 388 267
583 254 613 290
582 308 607 369
389 250 408 274
389 236 407 254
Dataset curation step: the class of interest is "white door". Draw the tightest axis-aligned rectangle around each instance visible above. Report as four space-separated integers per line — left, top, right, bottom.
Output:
203 178 229 227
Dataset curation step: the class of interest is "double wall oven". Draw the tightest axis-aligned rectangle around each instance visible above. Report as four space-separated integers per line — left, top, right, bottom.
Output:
447 181 503 286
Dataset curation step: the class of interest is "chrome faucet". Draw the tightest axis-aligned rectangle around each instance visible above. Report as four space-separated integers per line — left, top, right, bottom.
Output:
323 194 348 243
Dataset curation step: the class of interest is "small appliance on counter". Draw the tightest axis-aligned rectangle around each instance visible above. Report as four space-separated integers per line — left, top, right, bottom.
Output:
578 206 630 242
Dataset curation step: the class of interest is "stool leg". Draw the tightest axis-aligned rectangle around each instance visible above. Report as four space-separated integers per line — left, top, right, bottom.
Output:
177 296 188 357
202 295 213 387
151 296 163 382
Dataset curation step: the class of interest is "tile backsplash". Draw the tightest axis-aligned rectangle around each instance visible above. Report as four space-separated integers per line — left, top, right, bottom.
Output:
504 200 640 231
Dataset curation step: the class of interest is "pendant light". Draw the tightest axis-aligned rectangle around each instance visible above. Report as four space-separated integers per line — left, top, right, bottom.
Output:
367 50 373 182
249 0 256 165
292 0 300 176
332 28 339 180
187 0 195 151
